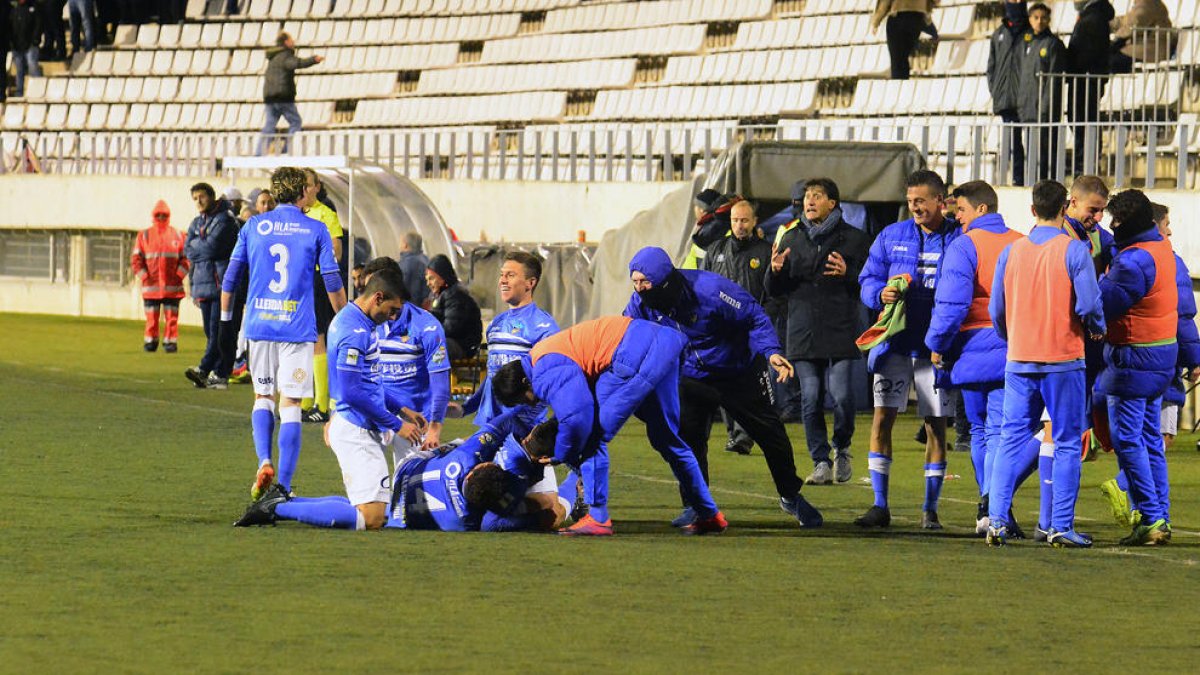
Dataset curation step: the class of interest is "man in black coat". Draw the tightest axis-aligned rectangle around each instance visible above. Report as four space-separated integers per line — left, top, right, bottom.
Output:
1021 2 1068 180
1 0 10 102
766 178 870 485
426 254 482 360
987 0 1030 184
1067 0 1115 174
255 31 323 155
8 0 42 98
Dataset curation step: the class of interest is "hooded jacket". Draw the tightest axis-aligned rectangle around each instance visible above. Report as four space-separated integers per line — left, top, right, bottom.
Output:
9 0 41 52
702 231 771 302
1165 255 1200 406
131 201 189 300
428 255 483 356
184 199 239 301
1068 0 1116 75
987 3 1030 113
765 208 870 361
624 246 781 381
263 45 319 103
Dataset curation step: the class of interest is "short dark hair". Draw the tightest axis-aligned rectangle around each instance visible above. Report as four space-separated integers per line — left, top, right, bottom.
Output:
952 180 999 214
504 251 543 285
276 31 292 46
523 418 559 459
270 167 309 205
1031 180 1069 220
802 178 840 203
190 182 216 199
492 360 532 408
1107 189 1153 232
1071 174 1110 200
361 256 409 299
1151 202 1170 225
463 463 512 513
1029 2 1051 15
905 170 947 198
361 266 406 301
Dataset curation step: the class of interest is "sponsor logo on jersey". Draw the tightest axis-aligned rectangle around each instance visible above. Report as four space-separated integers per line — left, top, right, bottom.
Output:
346 348 359 365
253 297 300 312
718 291 743 310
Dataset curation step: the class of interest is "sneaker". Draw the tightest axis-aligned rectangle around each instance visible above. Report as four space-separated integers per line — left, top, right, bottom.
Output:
834 449 852 483
558 514 613 536
1048 528 1094 548
780 493 823 528
233 483 291 527
914 426 928 444
682 511 729 535
1099 478 1135 527
163 342 177 353
143 340 159 352
724 438 753 455
1033 527 1049 543
986 524 1008 547
250 463 275 501
804 461 833 486
206 374 228 390
670 506 698 528
1007 512 1027 540
1119 518 1170 546
921 510 942 530
184 367 208 388
570 486 590 523
975 497 990 536
303 407 330 424
854 505 891 528
229 370 251 384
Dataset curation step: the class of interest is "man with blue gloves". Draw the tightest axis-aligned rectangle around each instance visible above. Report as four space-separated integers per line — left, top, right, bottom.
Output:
624 246 822 529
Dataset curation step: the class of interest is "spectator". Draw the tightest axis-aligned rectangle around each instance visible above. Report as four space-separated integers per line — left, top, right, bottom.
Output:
1066 0 1115 175
39 0 65 61
254 187 276 215
987 0 1030 184
766 178 870 486
0 0 10 102
425 254 482 359
183 182 239 390
67 0 96 53
223 186 246 219
398 231 429 307
255 31 323 156
1020 3 1067 180
95 0 115 43
299 169 343 424
350 263 366 296
130 200 189 353
1109 0 1175 73
871 0 937 80
703 199 772 456
7 0 41 97
682 189 739 269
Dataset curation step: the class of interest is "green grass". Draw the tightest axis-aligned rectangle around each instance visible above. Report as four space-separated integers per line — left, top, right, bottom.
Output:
2 313 1199 673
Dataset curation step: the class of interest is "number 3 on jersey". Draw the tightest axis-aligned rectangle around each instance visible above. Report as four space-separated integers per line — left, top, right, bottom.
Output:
268 243 289 293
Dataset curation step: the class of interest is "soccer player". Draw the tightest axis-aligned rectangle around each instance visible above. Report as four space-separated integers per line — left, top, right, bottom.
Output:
219 167 347 501
986 180 1106 548
300 168 344 425
925 181 1024 533
625 246 823 530
855 169 959 530
234 265 416 530
493 315 728 536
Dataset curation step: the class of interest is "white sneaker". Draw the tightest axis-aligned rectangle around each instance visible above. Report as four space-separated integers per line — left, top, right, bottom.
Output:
805 462 833 485
975 515 990 536
834 449 852 483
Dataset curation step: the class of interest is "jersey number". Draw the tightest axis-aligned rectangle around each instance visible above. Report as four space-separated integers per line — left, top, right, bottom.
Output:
268 243 289 293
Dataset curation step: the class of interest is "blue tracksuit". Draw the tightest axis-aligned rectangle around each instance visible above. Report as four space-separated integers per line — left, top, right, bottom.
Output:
522 319 719 519
377 303 451 424
1065 215 1117 392
987 225 1106 531
1166 254 1200 409
859 217 960 371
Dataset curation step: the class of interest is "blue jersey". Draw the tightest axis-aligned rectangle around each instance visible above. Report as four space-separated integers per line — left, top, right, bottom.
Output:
378 303 451 421
472 302 559 427
328 303 401 433
231 204 339 343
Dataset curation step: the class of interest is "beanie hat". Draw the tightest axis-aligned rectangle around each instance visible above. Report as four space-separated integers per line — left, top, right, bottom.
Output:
693 188 722 213
427 254 459 287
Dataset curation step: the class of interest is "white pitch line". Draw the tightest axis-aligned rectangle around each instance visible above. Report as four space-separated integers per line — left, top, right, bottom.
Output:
3 369 245 419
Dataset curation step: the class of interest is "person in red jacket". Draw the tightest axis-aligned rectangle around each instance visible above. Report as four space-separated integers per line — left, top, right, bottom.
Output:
130 200 189 352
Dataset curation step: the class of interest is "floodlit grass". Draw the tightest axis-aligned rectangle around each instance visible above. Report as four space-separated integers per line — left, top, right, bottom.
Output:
2 313 1199 673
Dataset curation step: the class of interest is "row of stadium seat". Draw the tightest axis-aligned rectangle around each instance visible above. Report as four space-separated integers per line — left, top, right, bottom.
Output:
591 82 819 120
540 0 773 33
661 46 890 85
479 24 705 63
1 101 334 131
80 43 457 77
841 77 992 117
416 59 636 95
21 73 395 104
727 6 975 51
242 0 579 19
353 91 566 126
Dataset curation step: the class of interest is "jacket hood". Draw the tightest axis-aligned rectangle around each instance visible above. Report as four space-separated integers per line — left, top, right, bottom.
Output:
1078 0 1115 21
427 254 458 287
966 212 1006 232
629 247 675 285
152 200 171 225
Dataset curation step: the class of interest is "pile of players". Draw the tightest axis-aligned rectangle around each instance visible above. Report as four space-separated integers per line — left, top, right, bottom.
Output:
226 166 1196 547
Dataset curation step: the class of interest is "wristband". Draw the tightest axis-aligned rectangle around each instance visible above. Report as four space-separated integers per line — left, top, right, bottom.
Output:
220 310 233 322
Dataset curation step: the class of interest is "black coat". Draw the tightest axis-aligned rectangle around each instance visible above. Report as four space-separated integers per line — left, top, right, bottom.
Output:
263 45 319 103
1020 30 1068 122
430 283 482 356
9 2 41 52
765 213 870 361
1068 0 1116 74
987 19 1029 113
702 233 771 302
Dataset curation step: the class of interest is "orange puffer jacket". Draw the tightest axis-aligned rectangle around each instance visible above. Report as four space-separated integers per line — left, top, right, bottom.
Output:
131 200 190 300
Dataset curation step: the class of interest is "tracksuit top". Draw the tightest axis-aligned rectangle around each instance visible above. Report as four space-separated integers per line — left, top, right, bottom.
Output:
961 226 1024 331
1107 239 1177 346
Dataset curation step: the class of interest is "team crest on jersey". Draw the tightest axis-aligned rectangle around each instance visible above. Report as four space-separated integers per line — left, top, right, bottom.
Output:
749 257 761 269
509 319 525 335
1040 47 1047 58
293 368 306 383
400 335 412 343
1024 32 1032 42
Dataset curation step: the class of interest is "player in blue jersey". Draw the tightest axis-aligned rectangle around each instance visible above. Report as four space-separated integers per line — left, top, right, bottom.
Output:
221 167 347 502
235 265 421 529
378 287 452 460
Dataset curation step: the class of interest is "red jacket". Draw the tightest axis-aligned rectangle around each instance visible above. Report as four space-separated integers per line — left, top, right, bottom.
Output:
131 200 189 300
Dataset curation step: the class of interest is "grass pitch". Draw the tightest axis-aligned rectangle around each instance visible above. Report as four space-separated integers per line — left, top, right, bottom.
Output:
2 313 1199 673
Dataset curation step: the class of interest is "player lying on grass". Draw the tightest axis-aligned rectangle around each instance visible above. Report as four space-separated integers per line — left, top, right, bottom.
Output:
234 409 571 532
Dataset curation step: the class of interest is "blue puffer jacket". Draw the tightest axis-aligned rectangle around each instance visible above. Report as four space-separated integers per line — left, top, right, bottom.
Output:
625 247 781 381
924 213 1013 387
859 217 960 371
1165 254 1200 406
1097 228 1179 399
184 201 240 301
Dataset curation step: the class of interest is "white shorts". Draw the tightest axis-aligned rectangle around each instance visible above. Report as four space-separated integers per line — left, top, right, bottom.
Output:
1161 403 1179 437
873 353 954 417
249 340 314 399
328 414 392 506
390 435 422 469
527 463 559 495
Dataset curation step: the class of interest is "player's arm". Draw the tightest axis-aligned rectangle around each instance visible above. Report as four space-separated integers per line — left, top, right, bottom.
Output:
1175 257 1200 372
1068 241 1107 337
219 230 249 316
988 244 1012 340
926 238 976 355
1098 248 1151 323
533 361 594 466
858 233 891 310
335 338 406 433
315 226 347 312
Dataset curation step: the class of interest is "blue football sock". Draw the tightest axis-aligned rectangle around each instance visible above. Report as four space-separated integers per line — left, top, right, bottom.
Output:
277 405 303 491
923 462 947 512
557 471 579 504
868 452 891 509
251 398 276 465
1038 442 1054 530
276 497 361 530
